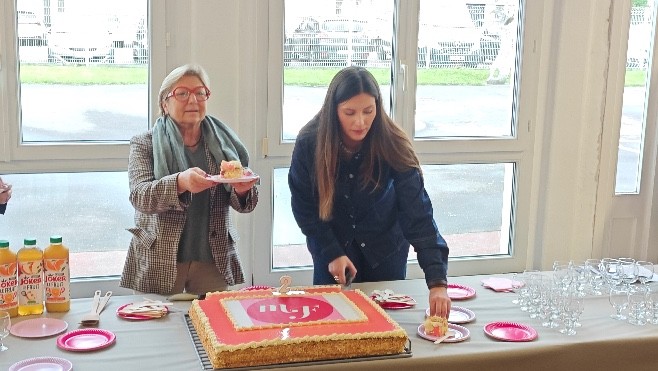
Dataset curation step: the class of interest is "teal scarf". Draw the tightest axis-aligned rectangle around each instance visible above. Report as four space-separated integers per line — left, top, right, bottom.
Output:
152 115 249 190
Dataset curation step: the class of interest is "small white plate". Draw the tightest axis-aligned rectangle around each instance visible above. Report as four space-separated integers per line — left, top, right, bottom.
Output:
10 318 68 338
425 306 476 324
417 323 471 343
9 356 72 371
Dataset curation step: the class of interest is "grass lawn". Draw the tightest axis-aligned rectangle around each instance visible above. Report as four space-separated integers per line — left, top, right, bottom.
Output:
18 64 648 87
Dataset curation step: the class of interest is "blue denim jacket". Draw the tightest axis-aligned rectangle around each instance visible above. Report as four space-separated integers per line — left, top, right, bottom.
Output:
289 123 449 288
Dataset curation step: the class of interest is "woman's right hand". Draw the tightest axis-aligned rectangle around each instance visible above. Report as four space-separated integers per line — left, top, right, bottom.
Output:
328 256 357 285
176 167 214 194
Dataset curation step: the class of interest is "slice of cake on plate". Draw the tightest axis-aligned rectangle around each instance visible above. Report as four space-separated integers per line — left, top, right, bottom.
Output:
220 160 244 179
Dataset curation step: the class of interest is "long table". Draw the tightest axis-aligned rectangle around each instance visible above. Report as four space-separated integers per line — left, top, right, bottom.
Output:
3 274 658 371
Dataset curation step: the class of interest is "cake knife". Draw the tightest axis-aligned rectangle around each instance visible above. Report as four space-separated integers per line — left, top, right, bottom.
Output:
343 271 354 290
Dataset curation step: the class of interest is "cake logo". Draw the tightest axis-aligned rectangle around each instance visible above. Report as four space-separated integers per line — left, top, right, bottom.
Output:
247 297 332 324
224 292 367 330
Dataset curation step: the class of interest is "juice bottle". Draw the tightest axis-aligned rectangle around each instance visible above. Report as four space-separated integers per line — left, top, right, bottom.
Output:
0 240 18 317
17 238 44 316
44 235 70 312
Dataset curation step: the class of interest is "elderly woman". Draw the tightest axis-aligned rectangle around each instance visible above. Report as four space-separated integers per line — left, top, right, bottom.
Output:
288 66 451 318
120 64 258 295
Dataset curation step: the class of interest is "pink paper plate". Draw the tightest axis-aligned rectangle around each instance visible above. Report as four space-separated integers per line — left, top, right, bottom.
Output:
417 323 471 343
239 285 274 291
484 321 538 342
425 306 476 324
117 303 169 320
57 328 116 352
378 301 415 310
447 283 476 300
9 356 72 371
369 294 417 310
10 318 68 338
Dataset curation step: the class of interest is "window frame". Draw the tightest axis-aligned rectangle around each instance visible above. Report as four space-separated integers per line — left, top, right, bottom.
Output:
255 0 541 285
0 0 161 172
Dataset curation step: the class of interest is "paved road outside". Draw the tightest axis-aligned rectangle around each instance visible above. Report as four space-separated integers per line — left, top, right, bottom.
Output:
0 84 644 276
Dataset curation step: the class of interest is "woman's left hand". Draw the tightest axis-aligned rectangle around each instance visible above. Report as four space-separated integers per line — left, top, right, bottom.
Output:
0 180 12 204
233 178 258 197
428 286 451 318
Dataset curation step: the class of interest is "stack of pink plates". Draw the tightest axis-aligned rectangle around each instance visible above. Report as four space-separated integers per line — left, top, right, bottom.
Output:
370 290 417 309
117 302 169 320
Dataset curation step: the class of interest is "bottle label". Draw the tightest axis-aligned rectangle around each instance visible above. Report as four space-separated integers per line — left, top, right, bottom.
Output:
0 262 18 311
18 260 44 306
44 258 70 303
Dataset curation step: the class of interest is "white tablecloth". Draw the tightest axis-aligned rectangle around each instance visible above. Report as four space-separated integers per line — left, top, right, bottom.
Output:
2 274 658 371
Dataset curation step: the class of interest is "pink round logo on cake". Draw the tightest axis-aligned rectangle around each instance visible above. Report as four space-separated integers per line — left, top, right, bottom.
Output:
246 296 333 324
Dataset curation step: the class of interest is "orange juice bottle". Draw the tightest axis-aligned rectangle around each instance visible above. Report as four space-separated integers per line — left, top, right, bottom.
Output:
0 240 18 317
44 235 70 312
17 238 44 316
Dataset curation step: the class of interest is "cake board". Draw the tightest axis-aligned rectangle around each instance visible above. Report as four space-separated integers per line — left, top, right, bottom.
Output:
184 314 412 370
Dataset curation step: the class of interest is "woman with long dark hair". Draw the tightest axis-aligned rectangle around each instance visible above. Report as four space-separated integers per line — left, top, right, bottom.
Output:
289 66 451 317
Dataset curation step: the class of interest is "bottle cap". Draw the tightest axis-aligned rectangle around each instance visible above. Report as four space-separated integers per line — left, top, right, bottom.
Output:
50 235 63 244
0 240 8 248
24 238 37 246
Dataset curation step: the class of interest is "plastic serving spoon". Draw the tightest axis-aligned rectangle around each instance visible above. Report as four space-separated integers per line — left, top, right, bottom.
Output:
80 290 102 326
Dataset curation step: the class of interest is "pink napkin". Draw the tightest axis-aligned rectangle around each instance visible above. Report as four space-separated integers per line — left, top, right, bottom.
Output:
481 277 524 292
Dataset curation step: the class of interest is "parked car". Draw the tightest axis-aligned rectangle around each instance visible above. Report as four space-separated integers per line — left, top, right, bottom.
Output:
285 17 370 66
17 10 47 46
417 2 500 68
48 15 113 64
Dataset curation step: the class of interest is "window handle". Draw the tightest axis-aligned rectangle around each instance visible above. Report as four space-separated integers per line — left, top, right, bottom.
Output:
399 63 407 92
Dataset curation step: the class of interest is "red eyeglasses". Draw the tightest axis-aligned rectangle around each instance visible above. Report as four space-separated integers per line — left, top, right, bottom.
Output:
165 86 211 102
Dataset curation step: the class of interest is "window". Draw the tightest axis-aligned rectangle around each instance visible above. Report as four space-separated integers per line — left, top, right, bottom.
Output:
1 0 150 279
260 0 532 284
616 1 654 193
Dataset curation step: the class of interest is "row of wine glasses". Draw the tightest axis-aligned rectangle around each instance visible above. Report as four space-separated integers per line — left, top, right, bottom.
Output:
512 269 585 335
608 284 658 326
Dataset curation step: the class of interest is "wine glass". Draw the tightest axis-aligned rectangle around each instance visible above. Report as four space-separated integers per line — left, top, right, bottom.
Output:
616 258 637 289
609 286 629 320
636 261 654 285
600 258 621 288
585 258 604 295
553 264 573 291
627 289 647 326
559 293 583 335
0 310 10 351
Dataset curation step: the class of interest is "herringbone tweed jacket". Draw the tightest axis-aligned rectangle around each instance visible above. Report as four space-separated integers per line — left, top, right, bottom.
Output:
120 131 258 294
